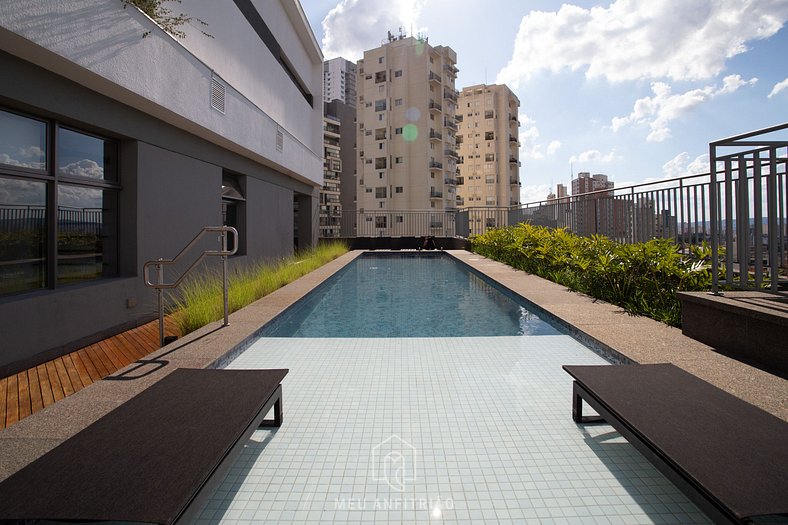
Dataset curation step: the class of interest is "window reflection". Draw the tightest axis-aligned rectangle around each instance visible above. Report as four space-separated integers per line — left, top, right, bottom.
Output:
57 185 117 284
57 128 116 181
0 109 47 171
0 177 47 294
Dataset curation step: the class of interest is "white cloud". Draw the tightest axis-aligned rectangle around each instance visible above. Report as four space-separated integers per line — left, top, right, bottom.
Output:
611 74 758 142
497 0 788 87
768 77 788 98
58 159 104 179
569 149 619 164
662 152 710 178
520 183 551 205
321 0 426 60
518 114 560 160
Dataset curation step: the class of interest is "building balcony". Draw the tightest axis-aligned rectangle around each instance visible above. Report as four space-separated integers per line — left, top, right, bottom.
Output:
444 148 458 158
429 160 443 170
510 177 520 185
443 119 458 131
509 135 519 144
456 196 464 206
429 129 443 141
429 100 442 113
430 190 443 198
443 89 458 102
428 71 441 84
444 177 457 186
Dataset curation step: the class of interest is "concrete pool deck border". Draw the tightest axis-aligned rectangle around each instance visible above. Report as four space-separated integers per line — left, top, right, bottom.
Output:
1 249 786 481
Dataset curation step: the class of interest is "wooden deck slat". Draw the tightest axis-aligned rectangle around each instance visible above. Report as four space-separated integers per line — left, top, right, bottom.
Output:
69 352 93 388
0 376 8 430
36 364 54 408
82 344 111 378
45 360 65 402
119 331 152 360
96 340 126 371
6 374 19 427
53 358 75 397
16 371 32 420
110 334 141 365
27 367 44 413
73 350 102 383
1 317 178 429
62 355 85 393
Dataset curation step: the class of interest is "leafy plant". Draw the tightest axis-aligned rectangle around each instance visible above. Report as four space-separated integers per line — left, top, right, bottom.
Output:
122 0 211 38
471 223 721 327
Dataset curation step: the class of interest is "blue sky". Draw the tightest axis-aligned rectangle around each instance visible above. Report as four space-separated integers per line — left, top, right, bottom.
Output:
301 0 788 203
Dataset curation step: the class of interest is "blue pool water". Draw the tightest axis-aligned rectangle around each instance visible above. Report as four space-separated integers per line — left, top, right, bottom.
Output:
261 253 560 337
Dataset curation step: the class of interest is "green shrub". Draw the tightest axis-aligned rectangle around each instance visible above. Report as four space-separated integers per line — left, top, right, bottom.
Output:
471 223 718 327
171 241 348 335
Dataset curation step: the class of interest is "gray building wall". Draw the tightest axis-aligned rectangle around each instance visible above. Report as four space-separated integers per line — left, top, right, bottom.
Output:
0 51 317 375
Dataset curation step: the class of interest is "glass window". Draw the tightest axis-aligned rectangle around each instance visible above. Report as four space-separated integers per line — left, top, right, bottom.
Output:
0 109 47 171
0 107 121 296
58 128 117 181
0 177 47 294
56 185 117 285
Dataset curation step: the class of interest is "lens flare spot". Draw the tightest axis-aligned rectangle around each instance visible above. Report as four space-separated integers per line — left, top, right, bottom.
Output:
405 107 421 122
403 124 419 142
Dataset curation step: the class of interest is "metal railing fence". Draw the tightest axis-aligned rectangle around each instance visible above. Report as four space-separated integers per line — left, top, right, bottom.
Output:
328 124 787 294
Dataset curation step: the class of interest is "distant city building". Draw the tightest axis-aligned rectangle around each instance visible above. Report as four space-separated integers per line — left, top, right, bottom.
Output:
321 110 342 237
456 84 521 219
323 57 357 108
324 99 357 236
571 172 621 237
355 33 458 234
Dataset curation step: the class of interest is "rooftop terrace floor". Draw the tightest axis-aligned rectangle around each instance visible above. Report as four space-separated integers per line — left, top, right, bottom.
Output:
1 250 786 524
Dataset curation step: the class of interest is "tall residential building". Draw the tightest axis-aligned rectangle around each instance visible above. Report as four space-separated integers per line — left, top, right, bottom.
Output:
0 0 323 375
456 84 521 213
323 57 357 107
356 34 458 234
325 99 358 235
321 110 342 237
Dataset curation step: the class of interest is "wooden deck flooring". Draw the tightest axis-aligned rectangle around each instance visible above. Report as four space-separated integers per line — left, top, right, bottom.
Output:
0 318 180 430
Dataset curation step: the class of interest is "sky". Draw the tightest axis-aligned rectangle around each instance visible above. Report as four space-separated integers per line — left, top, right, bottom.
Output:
300 0 788 204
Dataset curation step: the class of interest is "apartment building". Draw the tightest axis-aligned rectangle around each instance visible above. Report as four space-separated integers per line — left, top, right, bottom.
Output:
321 110 342 237
325 99 358 234
355 34 458 235
324 57 357 108
456 84 521 215
0 0 323 375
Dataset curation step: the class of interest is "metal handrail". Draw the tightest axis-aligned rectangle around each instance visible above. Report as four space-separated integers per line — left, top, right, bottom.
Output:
143 226 238 346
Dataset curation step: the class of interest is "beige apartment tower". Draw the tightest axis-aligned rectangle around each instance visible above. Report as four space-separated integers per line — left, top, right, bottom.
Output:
356 34 458 235
456 84 521 209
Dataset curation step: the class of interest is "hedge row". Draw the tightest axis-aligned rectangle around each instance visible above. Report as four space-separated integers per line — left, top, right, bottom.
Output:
470 223 717 327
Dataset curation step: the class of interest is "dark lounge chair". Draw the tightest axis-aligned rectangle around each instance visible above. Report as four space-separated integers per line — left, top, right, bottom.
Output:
0 368 287 524
563 363 788 525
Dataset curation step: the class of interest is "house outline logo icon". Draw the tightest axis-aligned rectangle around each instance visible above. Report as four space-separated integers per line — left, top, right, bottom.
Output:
370 434 417 491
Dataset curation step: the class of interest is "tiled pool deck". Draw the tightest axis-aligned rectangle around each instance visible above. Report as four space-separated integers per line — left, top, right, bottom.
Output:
1 250 786 524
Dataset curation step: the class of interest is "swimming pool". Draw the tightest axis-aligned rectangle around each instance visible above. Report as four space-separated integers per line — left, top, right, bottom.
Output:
260 253 560 337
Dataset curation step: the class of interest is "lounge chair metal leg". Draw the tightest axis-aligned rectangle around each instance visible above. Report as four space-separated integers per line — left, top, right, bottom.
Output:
572 382 605 424
260 385 283 427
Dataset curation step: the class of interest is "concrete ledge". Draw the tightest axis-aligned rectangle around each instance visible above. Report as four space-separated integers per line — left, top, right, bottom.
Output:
678 291 788 377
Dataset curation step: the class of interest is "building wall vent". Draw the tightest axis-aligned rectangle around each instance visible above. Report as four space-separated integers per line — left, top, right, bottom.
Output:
210 76 226 114
276 130 284 152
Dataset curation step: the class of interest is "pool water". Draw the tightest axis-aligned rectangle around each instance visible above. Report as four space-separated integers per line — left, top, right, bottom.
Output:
260 253 560 337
